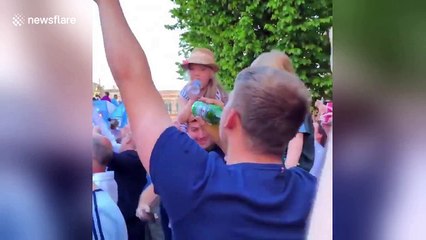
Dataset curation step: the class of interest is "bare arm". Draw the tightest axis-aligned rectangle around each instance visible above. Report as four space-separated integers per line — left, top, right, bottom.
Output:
285 133 304 168
95 0 171 172
138 184 160 207
135 184 160 222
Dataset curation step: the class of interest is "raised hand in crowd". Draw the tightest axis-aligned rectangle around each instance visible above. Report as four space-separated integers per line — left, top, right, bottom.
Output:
176 98 196 128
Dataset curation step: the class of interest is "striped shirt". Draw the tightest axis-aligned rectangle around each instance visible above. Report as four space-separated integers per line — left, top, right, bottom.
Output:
92 189 128 240
180 85 223 101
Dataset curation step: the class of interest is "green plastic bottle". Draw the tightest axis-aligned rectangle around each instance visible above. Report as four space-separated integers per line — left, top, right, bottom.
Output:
191 101 222 125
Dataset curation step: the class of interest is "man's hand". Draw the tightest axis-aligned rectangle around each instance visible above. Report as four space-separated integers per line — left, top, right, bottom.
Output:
177 98 196 124
135 204 155 222
136 184 160 222
199 97 224 108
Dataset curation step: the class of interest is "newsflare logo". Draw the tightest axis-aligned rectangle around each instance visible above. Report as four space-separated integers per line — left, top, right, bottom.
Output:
12 14 26 27
12 13 77 27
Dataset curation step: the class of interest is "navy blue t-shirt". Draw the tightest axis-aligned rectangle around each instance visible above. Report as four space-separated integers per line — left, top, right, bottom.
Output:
108 150 147 220
150 127 316 240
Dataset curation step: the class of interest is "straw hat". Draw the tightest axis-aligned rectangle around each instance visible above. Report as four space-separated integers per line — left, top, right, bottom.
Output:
181 48 219 72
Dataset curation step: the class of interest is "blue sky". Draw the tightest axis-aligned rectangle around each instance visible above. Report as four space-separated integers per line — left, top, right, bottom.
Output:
92 0 187 90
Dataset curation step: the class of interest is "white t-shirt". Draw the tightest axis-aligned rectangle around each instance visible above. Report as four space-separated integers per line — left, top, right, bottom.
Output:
92 171 118 203
92 188 128 240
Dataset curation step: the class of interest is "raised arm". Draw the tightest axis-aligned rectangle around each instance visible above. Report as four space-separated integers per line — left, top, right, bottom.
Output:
284 133 304 168
95 0 171 172
176 97 195 125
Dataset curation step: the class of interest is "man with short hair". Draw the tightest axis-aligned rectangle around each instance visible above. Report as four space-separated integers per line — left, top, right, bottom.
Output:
92 132 126 239
94 1 316 239
250 50 315 172
92 133 118 203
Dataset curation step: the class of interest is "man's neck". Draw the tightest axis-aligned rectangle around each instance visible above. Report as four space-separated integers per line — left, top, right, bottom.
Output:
119 146 134 153
93 165 106 173
205 144 216 152
225 146 282 165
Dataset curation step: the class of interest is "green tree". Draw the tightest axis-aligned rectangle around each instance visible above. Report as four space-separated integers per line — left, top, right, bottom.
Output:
167 0 332 100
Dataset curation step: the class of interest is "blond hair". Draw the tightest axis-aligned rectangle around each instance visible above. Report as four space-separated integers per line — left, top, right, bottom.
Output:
204 75 228 103
250 50 295 74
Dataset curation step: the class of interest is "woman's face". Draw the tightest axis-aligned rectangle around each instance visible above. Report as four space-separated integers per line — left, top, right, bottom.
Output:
188 64 213 89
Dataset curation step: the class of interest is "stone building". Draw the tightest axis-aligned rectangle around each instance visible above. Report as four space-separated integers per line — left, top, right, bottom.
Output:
93 83 180 121
160 90 180 121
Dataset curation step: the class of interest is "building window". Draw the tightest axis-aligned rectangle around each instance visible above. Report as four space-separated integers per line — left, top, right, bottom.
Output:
168 102 172 114
164 101 172 114
175 102 179 114
164 103 168 112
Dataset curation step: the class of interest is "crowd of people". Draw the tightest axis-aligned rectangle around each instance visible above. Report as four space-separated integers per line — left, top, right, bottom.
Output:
91 0 332 239
93 91 121 107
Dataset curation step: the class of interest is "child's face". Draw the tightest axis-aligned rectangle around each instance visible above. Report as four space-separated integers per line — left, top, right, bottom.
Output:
188 64 213 89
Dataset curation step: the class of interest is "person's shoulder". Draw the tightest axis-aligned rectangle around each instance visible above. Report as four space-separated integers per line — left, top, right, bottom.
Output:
93 171 115 182
284 168 317 203
207 150 226 165
157 126 185 142
209 145 225 160
286 167 317 184
111 150 144 170
151 126 194 161
116 149 138 158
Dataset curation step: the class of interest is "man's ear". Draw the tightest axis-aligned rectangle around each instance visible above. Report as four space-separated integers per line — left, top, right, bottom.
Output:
222 108 240 130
